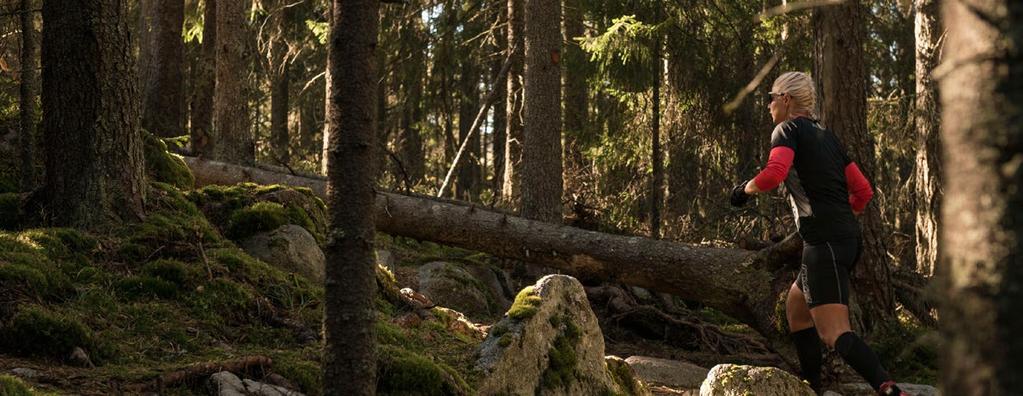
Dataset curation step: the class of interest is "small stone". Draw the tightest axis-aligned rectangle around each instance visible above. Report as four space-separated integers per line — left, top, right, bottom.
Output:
10 367 40 379
264 373 298 391
210 371 247 396
626 355 709 389
243 378 306 396
68 347 94 368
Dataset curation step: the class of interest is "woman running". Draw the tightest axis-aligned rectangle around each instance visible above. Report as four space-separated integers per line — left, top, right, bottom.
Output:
729 71 907 396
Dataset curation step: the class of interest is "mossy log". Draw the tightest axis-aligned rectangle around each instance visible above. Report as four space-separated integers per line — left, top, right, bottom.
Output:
181 157 802 341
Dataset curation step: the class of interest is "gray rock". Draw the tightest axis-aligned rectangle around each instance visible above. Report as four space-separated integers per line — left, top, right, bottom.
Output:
243 378 305 396
626 355 709 389
476 275 632 395
607 356 653 396
10 368 40 379
210 371 247 396
699 364 815 396
838 382 939 396
418 261 493 318
240 224 325 283
464 264 513 310
68 347 94 368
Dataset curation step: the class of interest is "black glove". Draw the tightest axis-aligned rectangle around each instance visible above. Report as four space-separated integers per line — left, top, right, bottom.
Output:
730 181 751 207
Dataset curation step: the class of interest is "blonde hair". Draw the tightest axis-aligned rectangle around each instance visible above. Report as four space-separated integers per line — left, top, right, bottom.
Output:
772 71 818 119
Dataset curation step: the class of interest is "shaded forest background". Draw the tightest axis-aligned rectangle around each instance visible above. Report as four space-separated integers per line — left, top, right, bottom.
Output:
0 0 938 267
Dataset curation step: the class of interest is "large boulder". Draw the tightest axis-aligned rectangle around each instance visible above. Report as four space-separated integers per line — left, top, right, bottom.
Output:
476 275 640 395
699 364 815 396
239 225 325 283
418 261 495 318
626 355 709 390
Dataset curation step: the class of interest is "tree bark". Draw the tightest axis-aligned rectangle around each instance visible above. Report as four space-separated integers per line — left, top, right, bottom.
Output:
191 0 216 157
323 0 379 393
939 0 1023 393
457 58 482 201
520 0 563 222
813 0 895 334
491 0 508 195
41 0 146 227
269 2 292 166
182 156 803 345
912 0 941 277
19 0 38 191
212 0 254 165
651 25 663 239
397 14 426 185
502 0 524 207
562 0 587 196
141 0 185 138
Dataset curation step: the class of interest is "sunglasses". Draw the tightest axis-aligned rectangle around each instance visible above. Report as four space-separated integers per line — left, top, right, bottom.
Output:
767 92 785 102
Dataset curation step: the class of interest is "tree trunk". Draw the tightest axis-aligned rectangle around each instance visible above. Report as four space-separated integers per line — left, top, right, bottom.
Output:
212 0 254 165
269 3 292 167
457 61 482 201
191 0 216 156
141 0 184 138
323 0 379 393
502 0 524 207
491 0 508 195
270 64 290 166
562 0 587 196
651 28 663 239
397 14 426 185
939 1 1023 393
912 0 941 277
520 0 563 222
41 0 146 227
812 0 895 334
182 156 801 345
19 0 38 191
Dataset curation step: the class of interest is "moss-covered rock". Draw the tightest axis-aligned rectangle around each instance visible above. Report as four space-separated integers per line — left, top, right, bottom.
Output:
188 183 327 242
0 374 44 396
0 305 93 359
508 286 541 320
142 131 194 189
377 344 470 396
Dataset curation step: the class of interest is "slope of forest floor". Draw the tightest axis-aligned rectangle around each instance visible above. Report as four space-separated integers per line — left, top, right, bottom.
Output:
0 136 937 395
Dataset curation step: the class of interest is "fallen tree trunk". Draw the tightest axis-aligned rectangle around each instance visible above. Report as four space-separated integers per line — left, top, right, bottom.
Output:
182 157 800 341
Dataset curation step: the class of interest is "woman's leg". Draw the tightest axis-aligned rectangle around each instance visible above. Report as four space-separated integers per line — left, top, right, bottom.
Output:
787 282 823 393
810 304 903 395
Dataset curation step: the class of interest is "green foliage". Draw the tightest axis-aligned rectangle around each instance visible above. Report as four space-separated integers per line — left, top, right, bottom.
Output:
0 305 93 359
271 349 323 396
580 15 657 92
114 276 179 299
306 20 329 44
507 286 541 320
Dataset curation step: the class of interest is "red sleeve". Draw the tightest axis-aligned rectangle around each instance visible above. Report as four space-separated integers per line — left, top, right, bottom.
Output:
845 162 873 212
753 147 795 191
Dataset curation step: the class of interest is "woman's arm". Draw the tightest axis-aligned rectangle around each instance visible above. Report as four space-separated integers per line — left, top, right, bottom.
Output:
845 162 873 215
745 146 795 194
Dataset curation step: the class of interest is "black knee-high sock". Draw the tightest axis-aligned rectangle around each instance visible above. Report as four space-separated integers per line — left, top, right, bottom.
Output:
835 331 891 390
791 327 823 392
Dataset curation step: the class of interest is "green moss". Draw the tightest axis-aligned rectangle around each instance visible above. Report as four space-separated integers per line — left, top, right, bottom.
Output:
0 305 93 359
376 344 469 396
0 374 37 396
507 286 541 320
0 193 21 230
0 261 73 301
208 248 320 310
870 319 938 384
605 357 645 396
498 334 512 347
142 259 200 289
225 202 289 240
114 275 179 299
187 278 255 325
541 314 583 390
143 131 195 189
272 351 322 396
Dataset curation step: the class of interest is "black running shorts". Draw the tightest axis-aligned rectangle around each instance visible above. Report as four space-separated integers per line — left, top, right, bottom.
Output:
796 238 862 308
